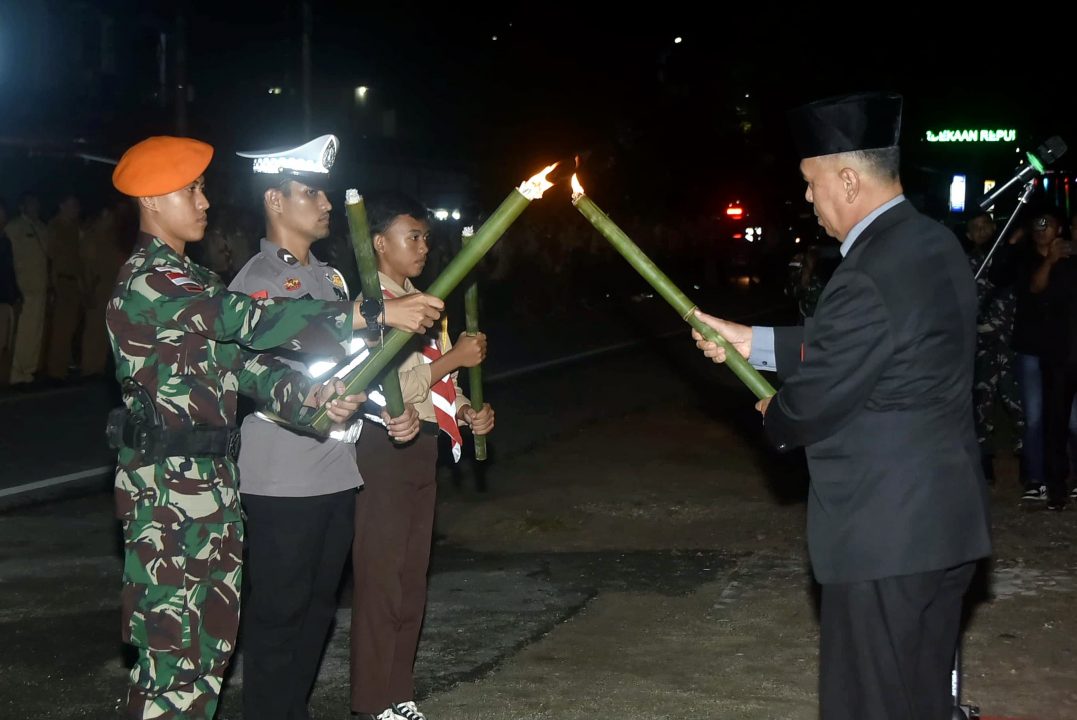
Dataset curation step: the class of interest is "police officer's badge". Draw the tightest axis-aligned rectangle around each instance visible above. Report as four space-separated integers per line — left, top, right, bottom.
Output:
327 270 349 301
321 137 338 171
283 277 302 292
238 134 338 178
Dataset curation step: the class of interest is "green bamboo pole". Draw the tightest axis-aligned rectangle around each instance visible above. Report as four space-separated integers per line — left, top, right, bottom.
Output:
344 189 405 418
571 181 775 400
307 165 556 433
461 227 487 461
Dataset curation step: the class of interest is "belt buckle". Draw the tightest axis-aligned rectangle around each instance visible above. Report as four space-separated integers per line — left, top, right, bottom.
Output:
226 429 242 462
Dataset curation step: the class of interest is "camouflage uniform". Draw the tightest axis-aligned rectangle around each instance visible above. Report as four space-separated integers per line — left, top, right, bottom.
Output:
968 247 1023 451
107 233 352 719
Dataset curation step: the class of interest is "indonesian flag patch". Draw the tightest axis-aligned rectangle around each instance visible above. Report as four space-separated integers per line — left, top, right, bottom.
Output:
155 266 204 293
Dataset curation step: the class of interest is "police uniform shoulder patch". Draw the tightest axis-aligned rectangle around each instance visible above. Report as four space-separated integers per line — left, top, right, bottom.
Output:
155 266 204 293
326 269 349 300
277 247 299 265
283 277 302 292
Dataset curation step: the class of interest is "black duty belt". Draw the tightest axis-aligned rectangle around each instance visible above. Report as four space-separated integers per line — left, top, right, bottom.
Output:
156 426 242 461
107 407 241 462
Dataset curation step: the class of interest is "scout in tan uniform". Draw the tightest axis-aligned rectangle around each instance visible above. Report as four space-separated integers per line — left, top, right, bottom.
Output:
350 192 494 720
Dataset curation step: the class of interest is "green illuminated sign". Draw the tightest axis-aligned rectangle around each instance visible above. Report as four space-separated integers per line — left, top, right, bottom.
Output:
925 129 1017 143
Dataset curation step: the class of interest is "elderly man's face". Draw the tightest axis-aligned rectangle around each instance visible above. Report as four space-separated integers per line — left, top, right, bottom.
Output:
801 155 848 240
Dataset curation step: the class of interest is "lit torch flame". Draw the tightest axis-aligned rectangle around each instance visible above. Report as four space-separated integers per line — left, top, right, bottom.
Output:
570 173 585 202
517 163 558 201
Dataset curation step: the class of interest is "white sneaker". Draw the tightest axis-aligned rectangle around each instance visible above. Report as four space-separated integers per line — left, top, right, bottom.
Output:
1021 485 1047 501
392 701 427 720
376 709 405 720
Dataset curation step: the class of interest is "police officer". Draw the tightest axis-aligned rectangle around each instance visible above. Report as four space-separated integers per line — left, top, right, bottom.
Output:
229 135 421 720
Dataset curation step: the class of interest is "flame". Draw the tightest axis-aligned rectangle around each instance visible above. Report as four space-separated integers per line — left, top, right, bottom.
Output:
571 173 584 196
518 162 558 200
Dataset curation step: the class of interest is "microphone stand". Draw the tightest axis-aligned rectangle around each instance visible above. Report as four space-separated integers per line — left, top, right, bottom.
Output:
974 179 1036 280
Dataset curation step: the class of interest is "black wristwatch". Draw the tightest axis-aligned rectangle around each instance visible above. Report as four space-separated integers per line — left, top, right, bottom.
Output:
359 297 384 333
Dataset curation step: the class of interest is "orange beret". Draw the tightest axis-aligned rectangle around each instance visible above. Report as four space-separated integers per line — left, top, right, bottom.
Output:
112 136 214 197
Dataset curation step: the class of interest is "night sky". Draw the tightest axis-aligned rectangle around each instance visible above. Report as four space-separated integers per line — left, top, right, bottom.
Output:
1 2 1073 213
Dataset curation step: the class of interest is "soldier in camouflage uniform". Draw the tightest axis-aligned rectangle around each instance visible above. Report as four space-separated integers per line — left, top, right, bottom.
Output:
106 136 443 719
965 211 1023 482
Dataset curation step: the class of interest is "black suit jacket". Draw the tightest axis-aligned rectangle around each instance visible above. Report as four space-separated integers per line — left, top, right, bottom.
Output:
765 200 991 584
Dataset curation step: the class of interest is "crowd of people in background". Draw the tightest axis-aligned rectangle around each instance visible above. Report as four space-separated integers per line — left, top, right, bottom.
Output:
0 192 133 387
970 209 1077 509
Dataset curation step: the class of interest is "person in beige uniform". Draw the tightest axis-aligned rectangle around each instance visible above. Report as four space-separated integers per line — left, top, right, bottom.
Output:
80 201 129 377
6 193 49 384
45 193 84 380
351 192 494 720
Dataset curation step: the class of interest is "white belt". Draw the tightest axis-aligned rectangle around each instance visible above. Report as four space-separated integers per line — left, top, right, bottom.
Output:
256 336 369 442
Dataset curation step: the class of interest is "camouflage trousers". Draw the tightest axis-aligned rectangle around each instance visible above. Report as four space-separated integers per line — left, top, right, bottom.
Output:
120 513 243 720
974 333 1024 451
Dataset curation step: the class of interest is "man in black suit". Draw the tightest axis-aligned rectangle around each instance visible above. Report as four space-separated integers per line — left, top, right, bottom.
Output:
693 92 991 719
